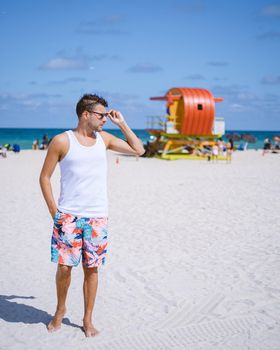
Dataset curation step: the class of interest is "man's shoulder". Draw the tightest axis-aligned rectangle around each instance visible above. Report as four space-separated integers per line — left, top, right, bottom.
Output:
99 130 114 147
100 130 120 140
51 131 69 144
100 130 111 138
49 132 69 152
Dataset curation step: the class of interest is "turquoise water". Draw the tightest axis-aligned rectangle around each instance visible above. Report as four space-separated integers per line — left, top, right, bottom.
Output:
0 128 150 150
0 128 279 150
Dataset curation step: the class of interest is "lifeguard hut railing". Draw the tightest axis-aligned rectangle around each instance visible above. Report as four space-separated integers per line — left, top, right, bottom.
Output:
147 87 225 137
146 115 225 137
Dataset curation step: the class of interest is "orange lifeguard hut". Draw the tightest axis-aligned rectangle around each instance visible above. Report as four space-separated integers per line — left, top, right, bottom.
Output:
145 87 225 159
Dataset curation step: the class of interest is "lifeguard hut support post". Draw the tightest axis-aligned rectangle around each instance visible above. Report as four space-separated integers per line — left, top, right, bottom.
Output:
146 87 225 160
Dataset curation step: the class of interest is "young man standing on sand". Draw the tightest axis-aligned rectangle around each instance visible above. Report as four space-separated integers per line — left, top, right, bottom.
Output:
39 94 145 337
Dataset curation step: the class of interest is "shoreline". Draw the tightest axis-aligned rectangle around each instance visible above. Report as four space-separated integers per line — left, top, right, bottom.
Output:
1 128 280 151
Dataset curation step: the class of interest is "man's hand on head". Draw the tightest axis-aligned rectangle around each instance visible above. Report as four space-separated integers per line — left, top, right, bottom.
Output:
108 110 125 126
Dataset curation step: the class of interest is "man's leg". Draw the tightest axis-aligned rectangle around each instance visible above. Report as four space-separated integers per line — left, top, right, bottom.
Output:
47 264 72 332
82 265 99 337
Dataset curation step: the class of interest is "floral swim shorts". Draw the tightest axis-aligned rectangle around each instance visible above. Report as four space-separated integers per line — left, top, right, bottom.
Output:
51 210 108 268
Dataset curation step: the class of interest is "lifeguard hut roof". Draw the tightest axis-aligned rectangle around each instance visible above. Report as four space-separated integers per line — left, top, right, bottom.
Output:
150 87 223 136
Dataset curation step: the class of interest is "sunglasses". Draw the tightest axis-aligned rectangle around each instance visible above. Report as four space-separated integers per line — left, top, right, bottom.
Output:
84 103 110 119
91 111 110 119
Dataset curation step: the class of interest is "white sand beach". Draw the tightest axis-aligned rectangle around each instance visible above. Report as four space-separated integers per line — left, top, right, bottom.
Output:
0 150 280 350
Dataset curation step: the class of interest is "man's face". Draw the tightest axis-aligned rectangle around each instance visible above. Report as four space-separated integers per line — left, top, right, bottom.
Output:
87 104 108 132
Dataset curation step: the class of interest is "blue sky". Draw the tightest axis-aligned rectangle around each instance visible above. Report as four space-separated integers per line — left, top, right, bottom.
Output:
0 0 279 130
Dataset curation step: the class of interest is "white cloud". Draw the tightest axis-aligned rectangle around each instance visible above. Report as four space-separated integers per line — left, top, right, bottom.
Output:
257 31 280 40
47 77 87 85
77 16 128 35
185 73 206 80
40 58 89 70
260 4 280 17
207 61 229 67
237 92 258 101
261 75 280 85
0 92 61 112
127 63 163 73
175 1 207 14
229 103 247 112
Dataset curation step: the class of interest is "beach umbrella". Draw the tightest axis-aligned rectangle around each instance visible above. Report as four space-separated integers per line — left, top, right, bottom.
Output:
241 134 257 143
225 133 241 141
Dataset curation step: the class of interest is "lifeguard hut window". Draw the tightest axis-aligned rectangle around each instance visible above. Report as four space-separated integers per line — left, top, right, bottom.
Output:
197 104 203 110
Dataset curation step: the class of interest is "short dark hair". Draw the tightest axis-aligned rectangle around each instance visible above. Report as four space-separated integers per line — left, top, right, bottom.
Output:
76 94 108 118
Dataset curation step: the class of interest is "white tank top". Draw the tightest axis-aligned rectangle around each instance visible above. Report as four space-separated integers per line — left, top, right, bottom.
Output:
57 130 108 217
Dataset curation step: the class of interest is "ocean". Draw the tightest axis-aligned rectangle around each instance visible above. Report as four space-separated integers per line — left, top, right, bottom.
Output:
0 128 279 150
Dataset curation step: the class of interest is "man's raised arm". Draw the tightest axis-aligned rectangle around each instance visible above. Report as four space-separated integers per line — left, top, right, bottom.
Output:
103 110 145 156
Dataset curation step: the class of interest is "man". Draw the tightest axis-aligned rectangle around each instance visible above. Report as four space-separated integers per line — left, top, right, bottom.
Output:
39 94 145 337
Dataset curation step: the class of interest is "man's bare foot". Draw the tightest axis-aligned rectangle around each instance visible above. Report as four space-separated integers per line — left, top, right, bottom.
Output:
47 308 66 333
82 320 100 337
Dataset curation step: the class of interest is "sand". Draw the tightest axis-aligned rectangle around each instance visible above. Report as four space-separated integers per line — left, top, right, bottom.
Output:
0 149 280 350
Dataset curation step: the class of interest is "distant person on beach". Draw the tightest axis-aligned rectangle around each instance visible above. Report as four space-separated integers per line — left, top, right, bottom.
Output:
32 139 39 150
200 145 211 161
217 139 225 156
229 138 234 151
42 133 49 150
226 142 232 163
39 94 144 337
273 136 279 150
212 143 219 162
262 138 271 156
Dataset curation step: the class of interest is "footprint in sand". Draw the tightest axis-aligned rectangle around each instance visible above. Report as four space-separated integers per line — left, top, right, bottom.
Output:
126 268 147 284
114 271 126 283
92 315 262 350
